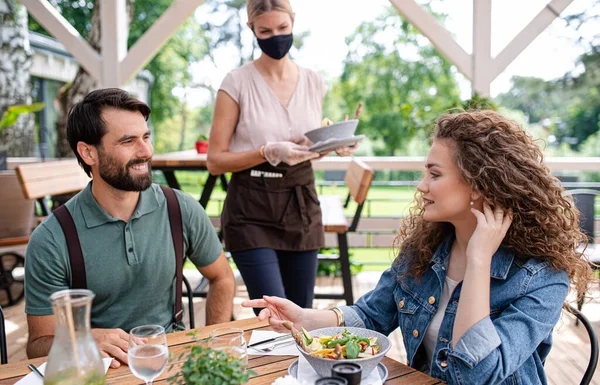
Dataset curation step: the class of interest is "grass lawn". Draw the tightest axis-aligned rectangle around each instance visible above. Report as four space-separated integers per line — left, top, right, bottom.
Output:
161 169 600 275
153 170 418 218
154 170 600 217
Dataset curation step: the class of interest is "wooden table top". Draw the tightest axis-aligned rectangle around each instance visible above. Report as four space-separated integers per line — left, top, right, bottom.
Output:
152 151 208 168
0 317 443 384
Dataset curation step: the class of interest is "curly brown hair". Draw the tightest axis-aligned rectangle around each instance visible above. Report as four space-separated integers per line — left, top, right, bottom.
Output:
394 110 592 299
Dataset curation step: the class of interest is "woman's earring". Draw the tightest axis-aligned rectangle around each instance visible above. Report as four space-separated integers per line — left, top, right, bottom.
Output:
470 200 474 206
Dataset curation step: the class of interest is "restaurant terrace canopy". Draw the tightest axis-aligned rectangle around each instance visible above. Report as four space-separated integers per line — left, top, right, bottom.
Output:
21 0 575 97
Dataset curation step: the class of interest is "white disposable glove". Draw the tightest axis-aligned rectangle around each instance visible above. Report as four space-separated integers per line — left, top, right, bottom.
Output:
264 141 320 167
335 142 360 157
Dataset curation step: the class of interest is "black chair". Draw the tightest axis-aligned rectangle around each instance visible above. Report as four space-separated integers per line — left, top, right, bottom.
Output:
568 305 599 385
182 275 195 329
0 306 7 364
569 189 600 243
568 189 600 314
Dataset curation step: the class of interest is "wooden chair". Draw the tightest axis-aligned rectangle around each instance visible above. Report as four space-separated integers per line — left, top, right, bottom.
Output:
317 159 374 305
16 159 90 216
0 160 89 308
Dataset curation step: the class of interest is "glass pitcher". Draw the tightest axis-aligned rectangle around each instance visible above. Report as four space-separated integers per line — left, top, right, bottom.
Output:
44 289 106 385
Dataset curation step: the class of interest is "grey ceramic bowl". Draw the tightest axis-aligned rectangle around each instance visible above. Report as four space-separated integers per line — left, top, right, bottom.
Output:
296 327 391 379
304 120 359 144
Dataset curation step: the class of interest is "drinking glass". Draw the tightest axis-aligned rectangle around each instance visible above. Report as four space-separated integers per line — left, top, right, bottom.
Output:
128 325 168 385
208 327 248 367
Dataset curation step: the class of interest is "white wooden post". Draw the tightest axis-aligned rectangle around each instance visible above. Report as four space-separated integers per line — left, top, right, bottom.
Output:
491 0 575 82
389 0 575 97
100 0 128 87
21 0 102 82
388 0 472 80
120 0 205 85
472 0 492 97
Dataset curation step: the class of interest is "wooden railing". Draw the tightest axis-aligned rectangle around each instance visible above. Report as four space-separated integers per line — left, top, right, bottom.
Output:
311 156 600 171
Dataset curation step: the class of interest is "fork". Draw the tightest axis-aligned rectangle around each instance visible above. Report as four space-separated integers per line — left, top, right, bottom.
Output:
250 340 296 353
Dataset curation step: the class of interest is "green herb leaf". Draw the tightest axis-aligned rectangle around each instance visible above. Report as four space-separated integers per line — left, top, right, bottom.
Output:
346 340 360 359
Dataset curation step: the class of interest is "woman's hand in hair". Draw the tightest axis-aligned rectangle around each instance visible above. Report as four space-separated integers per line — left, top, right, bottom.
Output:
466 202 513 265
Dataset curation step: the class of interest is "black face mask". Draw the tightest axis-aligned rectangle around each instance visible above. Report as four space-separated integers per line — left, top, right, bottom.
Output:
257 33 293 60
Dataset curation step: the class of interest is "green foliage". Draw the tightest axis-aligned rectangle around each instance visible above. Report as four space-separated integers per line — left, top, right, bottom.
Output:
495 76 571 123
168 343 255 385
458 93 498 111
495 49 600 150
0 103 45 133
28 0 210 130
325 6 461 156
317 248 363 276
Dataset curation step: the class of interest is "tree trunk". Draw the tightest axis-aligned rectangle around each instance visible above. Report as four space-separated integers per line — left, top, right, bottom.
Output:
0 0 34 156
55 0 134 157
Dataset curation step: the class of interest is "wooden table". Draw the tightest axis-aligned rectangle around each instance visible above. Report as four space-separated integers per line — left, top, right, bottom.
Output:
151 152 227 208
0 318 443 384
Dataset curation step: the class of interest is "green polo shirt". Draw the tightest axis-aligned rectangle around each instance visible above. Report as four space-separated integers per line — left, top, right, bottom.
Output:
24 182 222 332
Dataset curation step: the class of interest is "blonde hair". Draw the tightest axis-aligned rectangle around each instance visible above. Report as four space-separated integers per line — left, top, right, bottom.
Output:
247 0 295 29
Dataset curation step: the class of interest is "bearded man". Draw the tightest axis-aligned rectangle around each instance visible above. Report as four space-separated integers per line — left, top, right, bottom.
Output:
24 88 234 368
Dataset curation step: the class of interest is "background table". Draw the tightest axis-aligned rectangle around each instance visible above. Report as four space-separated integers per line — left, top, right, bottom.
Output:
0 317 444 384
152 152 227 208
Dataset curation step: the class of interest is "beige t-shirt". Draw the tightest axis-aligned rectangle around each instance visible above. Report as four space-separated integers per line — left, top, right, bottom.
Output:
219 62 326 153
423 276 460 368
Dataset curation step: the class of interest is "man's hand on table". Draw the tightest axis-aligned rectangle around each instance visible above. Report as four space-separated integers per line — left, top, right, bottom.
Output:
91 328 130 368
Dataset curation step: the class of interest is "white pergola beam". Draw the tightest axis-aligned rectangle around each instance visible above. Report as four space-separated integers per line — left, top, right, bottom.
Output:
100 0 128 87
120 0 205 85
20 0 102 81
473 0 492 97
388 0 473 80
491 0 575 81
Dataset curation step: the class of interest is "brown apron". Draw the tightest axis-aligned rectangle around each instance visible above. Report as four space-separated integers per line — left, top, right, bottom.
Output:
222 161 324 252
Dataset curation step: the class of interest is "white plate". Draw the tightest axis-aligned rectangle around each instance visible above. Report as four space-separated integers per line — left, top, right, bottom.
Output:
309 135 365 154
287 359 389 382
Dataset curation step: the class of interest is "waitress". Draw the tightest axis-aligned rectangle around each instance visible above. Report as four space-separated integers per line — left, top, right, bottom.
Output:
207 0 356 313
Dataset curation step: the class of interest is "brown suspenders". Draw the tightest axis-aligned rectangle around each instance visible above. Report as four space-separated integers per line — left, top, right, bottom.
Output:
54 206 87 290
53 185 185 326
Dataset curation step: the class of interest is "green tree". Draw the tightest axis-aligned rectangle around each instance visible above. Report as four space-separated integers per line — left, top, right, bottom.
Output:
495 76 572 124
325 7 461 156
28 0 210 150
563 50 600 149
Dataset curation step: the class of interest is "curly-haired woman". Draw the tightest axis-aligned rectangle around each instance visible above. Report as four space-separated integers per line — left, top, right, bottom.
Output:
243 110 593 384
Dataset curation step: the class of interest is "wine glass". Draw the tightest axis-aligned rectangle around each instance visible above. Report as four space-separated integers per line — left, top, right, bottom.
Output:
128 325 168 385
208 327 248 367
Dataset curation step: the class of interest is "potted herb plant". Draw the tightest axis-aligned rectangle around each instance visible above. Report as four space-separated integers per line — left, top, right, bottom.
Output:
0 103 44 239
195 135 209 154
168 343 255 385
0 102 45 170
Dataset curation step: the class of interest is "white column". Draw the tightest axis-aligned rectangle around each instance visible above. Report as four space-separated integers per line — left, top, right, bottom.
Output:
472 0 492 97
21 0 101 82
388 0 472 79
100 0 128 87
120 0 205 84
491 0 575 81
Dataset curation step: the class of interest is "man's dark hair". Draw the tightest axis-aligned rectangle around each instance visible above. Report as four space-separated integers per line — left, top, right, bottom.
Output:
67 88 151 177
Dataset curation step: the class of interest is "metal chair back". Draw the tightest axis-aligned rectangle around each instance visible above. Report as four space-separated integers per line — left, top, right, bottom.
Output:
182 275 195 329
568 189 599 242
0 306 7 364
568 305 599 385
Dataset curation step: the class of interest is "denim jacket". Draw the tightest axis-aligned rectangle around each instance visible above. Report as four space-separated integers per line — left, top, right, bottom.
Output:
340 236 569 385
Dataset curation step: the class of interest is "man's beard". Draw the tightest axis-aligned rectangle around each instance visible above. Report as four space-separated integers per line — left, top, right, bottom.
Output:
98 149 153 192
